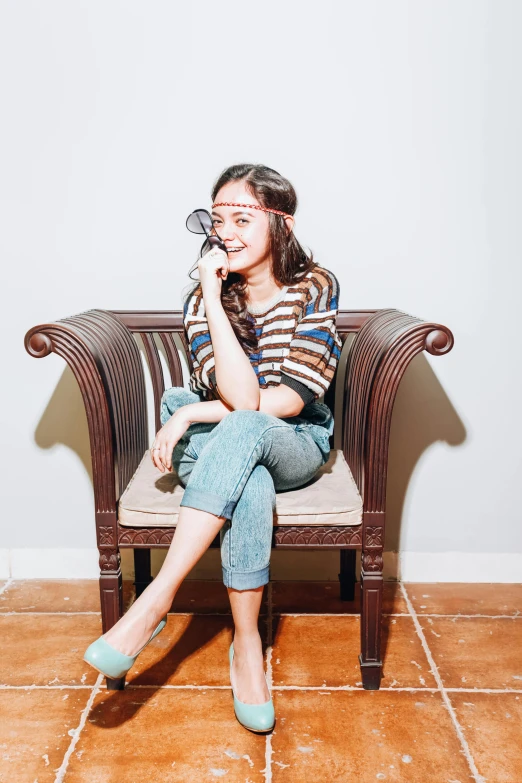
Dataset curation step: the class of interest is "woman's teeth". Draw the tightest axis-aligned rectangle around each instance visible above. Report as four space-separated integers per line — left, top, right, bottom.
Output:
228 248 243 253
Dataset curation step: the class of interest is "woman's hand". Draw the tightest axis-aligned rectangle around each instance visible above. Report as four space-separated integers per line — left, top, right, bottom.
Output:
198 246 229 303
150 409 192 473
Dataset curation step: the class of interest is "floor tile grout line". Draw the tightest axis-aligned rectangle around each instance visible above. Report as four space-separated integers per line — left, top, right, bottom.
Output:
2 683 522 693
402 613 522 619
401 583 486 783
1 609 521 618
103 685 522 694
0 578 14 596
0 611 104 616
53 673 103 783
272 612 522 619
0 684 102 690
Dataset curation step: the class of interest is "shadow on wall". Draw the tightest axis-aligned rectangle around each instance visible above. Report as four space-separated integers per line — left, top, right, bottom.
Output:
384 352 466 552
331 333 465 554
33 365 92 482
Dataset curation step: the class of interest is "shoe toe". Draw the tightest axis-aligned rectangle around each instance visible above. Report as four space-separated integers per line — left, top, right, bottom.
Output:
83 636 134 679
234 701 275 733
84 617 168 680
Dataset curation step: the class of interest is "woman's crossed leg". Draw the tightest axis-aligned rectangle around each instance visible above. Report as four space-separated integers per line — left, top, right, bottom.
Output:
103 386 324 703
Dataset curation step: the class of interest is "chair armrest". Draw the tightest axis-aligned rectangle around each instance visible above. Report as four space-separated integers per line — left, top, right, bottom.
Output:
342 308 454 513
24 309 148 513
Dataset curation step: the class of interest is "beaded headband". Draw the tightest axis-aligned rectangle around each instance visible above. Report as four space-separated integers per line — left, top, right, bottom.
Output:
212 201 293 219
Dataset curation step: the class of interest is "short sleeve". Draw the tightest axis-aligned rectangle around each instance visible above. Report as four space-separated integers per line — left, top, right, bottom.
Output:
183 287 218 400
279 268 342 401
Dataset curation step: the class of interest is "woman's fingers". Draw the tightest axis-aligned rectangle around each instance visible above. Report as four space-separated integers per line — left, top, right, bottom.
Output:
155 440 166 473
198 248 230 299
151 436 166 472
162 440 177 472
159 441 169 473
216 252 229 279
151 446 162 472
200 248 229 278
150 439 176 473
150 417 188 473
163 442 171 471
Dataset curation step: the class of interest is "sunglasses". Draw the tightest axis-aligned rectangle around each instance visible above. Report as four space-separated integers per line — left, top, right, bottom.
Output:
187 201 292 256
186 208 228 255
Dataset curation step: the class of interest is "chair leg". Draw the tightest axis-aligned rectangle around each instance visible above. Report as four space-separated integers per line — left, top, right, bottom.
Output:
358 517 385 690
133 548 153 598
338 549 356 601
359 560 383 690
98 549 126 690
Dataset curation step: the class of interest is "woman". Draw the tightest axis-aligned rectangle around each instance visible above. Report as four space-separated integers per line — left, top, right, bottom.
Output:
84 163 342 734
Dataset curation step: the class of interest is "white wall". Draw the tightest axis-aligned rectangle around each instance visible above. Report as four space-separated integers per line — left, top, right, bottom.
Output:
2 0 521 581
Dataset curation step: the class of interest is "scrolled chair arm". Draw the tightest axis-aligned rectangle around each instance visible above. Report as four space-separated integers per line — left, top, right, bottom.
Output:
342 308 454 514
425 327 453 356
24 309 148 514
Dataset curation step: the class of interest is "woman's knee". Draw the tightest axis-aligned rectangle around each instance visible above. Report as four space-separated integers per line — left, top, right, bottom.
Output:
216 408 274 434
240 463 276 503
160 386 200 427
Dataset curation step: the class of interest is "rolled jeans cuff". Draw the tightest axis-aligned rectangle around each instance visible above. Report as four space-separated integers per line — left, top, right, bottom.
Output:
179 486 237 520
221 563 270 590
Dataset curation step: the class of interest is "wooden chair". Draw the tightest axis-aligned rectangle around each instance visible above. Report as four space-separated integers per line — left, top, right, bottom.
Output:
24 307 454 691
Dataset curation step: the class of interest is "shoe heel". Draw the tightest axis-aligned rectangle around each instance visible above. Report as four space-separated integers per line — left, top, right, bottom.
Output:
229 641 275 733
83 614 168 680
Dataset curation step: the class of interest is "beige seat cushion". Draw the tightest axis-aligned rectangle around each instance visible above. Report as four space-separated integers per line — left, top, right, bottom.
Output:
118 448 363 528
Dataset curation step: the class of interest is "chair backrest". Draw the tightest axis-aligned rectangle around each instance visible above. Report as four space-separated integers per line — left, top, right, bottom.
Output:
110 309 376 443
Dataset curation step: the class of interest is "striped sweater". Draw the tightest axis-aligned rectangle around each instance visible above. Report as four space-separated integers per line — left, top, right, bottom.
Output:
182 265 342 417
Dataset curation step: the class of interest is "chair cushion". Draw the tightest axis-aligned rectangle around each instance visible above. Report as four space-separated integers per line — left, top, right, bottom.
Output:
118 449 363 528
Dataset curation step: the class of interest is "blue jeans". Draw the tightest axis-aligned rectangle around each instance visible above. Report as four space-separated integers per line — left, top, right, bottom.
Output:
160 387 331 591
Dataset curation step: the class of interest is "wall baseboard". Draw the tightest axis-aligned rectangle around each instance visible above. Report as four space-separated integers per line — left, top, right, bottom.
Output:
1 548 521 583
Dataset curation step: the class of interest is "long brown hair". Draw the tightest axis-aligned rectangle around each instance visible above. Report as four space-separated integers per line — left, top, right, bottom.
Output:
182 163 317 354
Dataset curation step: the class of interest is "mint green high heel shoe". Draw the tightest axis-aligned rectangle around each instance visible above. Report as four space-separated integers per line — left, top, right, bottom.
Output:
229 642 275 733
83 615 168 679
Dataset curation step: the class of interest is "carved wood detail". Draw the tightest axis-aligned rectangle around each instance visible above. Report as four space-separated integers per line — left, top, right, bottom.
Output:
118 524 364 548
364 526 384 549
361 552 384 572
98 526 116 546
274 525 362 547
99 550 120 572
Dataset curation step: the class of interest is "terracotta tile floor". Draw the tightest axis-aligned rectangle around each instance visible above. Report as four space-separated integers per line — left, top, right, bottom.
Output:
0 579 521 782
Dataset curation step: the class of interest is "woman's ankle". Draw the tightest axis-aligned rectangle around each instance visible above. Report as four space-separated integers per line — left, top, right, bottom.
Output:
138 577 176 614
233 630 262 648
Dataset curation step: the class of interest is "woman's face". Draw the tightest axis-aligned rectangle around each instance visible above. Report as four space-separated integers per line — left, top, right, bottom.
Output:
211 182 272 275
